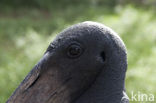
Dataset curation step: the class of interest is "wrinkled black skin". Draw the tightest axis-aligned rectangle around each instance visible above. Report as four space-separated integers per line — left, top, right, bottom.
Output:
7 21 129 103
57 22 129 103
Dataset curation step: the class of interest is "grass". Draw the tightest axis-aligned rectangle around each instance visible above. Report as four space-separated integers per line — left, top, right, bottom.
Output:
0 5 156 103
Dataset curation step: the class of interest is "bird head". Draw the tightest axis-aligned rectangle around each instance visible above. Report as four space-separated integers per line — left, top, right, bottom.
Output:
7 21 127 103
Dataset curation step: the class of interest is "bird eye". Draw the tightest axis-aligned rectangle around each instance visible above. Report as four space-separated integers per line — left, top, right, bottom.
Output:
67 43 83 58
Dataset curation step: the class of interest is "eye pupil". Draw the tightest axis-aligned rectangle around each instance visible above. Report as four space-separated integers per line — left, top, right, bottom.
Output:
69 46 80 55
67 44 83 58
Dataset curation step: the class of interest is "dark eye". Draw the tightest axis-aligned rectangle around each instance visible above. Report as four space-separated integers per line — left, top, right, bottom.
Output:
67 43 83 58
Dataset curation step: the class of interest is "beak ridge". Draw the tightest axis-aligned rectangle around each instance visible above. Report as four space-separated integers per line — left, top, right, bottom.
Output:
7 53 50 103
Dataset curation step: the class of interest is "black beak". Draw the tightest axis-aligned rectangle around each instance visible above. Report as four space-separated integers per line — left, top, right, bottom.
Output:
7 50 100 103
7 52 53 103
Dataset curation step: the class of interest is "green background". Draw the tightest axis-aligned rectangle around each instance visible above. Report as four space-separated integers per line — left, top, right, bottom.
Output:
0 0 156 102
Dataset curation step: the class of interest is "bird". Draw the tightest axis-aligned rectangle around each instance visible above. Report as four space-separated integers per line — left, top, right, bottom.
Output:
7 21 129 103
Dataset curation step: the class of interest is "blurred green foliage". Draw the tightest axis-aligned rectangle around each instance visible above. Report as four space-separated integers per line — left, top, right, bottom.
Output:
0 0 117 9
0 0 156 103
0 0 156 9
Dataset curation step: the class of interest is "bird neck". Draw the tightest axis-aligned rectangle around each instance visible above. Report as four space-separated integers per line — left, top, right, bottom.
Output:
93 48 127 103
75 49 127 103
93 61 126 102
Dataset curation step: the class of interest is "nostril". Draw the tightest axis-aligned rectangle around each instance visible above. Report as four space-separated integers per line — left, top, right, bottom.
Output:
100 51 106 62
